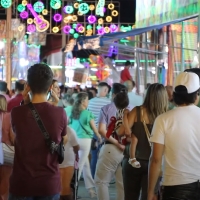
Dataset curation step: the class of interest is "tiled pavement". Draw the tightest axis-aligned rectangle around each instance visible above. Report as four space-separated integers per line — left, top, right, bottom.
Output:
77 180 116 200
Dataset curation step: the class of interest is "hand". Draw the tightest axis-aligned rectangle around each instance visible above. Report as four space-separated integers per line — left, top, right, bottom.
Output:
147 191 155 200
75 153 79 162
124 127 131 136
48 90 59 106
22 84 31 104
117 143 125 151
97 135 102 144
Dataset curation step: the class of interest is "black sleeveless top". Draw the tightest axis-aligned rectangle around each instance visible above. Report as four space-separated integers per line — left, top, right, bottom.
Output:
124 106 153 161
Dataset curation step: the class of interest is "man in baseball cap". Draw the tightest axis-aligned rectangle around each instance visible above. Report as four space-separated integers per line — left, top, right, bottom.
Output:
148 72 200 200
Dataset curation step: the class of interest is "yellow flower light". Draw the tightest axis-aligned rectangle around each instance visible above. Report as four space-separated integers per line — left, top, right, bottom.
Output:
106 16 112 22
104 27 110 33
64 17 70 23
98 18 104 24
78 26 85 33
72 15 78 21
74 3 79 9
87 29 93 34
42 9 48 15
52 27 59 33
78 11 83 16
89 5 95 11
18 25 24 32
27 18 33 24
108 3 114 10
112 10 118 17
22 0 27 6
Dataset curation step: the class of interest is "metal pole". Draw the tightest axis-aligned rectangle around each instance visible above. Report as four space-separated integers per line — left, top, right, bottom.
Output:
61 0 66 85
144 32 148 87
181 21 185 71
198 15 200 67
6 6 12 89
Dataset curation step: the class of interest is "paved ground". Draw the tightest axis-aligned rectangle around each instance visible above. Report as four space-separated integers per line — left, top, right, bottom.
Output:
77 180 116 200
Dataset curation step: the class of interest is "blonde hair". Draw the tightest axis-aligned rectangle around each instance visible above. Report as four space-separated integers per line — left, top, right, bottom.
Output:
143 83 168 123
0 94 7 112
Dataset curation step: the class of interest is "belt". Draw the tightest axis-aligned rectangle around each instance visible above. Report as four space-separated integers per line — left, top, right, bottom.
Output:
105 141 112 145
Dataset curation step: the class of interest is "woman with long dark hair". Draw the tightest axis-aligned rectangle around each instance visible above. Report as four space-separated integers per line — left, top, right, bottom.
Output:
65 92 101 198
118 83 168 200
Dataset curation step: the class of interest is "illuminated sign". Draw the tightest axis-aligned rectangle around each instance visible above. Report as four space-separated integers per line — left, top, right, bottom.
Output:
96 0 105 17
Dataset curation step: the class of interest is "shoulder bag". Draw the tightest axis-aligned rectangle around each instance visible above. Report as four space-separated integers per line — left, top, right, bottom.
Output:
141 108 152 147
78 119 98 150
0 113 15 166
28 103 64 164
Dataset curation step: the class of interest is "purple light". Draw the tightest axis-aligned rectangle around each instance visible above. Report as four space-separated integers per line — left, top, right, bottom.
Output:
53 14 62 22
27 24 36 33
103 7 106 13
98 27 104 35
87 15 97 24
20 11 28 19
63 25 71 34
77 26 84 33
75 23 82 32
110 24 118 32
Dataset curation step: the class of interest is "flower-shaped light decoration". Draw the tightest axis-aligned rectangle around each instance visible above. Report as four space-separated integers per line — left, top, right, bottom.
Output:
88 15 97 24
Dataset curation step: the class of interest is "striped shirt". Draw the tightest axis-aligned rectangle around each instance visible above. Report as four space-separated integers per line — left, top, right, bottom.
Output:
88 97 111 125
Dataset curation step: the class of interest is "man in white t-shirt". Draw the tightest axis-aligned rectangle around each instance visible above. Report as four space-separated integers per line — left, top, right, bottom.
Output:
148 72 200 200
124 80 143 108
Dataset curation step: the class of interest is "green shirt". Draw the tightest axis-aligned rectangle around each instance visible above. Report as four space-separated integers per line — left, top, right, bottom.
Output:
65 106 94 139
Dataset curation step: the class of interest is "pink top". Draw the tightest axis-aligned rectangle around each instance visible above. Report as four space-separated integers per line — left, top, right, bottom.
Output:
1 112 12 145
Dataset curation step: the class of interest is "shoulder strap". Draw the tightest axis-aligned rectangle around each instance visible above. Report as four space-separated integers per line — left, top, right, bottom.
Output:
78 119 90 135
141 107 151 147
136 106 141 122
28 103 58 153
28 103 50 140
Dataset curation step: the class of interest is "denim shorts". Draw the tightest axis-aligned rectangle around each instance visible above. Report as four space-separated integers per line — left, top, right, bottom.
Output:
8 193 60 200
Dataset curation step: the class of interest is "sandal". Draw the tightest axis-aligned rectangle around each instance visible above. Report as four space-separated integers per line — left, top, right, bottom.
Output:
128 158 141 168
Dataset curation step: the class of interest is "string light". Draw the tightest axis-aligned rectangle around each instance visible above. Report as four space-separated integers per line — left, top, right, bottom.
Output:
20 11 28 19
50 0 61 9
78 3 89 14
87 29 93 34
104 27 110 33
72 15 78 21
69 29 75 34
88 15 97 24
18 25 24 32
77 26 85 33
27 18 33 24
63 17 70 23
89 5 95 11
112 10 118 17
77 11 83 16
98 18 104 24
1 0 12 8
22 0 27 6
98 27 104 35
73 33 79 39
87 25 92 30
63 25 71 34
63 5 74 14
42 9 48 15
53 13 62 22
74 3 79 9
110 24 118 32
75 23 83 32
52 27 59 33
27 24 36 32
17 4 25 12
108 3 114 10
33 1 44 13
106 16 112 22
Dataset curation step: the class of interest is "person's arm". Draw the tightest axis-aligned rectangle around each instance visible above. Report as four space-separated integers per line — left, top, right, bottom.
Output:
98 122 125 151
148 143 164 200
90 119 102 142
117 107 136 136
123 109 131 136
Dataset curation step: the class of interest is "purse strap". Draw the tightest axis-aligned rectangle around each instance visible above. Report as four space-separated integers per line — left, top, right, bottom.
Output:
28 103 58 154
78 119 90 135
141 107 151 147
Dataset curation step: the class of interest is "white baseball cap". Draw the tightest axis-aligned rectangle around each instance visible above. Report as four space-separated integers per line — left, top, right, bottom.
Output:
174 72 200 94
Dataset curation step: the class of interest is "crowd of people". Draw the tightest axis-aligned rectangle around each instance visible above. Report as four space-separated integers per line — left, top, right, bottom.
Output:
0 62 200 200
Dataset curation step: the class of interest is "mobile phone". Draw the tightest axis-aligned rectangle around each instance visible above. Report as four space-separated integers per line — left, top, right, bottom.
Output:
47 91 51 100
28 91 32 101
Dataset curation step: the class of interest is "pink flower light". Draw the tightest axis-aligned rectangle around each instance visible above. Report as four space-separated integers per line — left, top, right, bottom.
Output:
63 25 71 34
27 24 36 33
53 14 62 22
20 11 28 19
87 15 96 24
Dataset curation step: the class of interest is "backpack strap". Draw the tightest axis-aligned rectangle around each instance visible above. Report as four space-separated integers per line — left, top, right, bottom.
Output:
136 106 141 122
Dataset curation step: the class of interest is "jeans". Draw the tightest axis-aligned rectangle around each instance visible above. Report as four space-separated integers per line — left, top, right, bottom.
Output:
122 157 148 200
90 145 101 179
78 138 95 189
8 193 60 200
162 181 200 200
95 144 124 200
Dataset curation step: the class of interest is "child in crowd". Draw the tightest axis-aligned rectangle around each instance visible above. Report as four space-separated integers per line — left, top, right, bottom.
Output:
107 89 141 168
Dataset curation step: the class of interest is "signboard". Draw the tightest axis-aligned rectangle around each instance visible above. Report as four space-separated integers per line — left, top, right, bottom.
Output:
136 0 199 28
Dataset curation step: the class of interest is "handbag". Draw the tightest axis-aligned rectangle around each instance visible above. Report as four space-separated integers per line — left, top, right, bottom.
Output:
78 119 98 150
28 103 64 164
0 113 15 166
141 108 152 147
